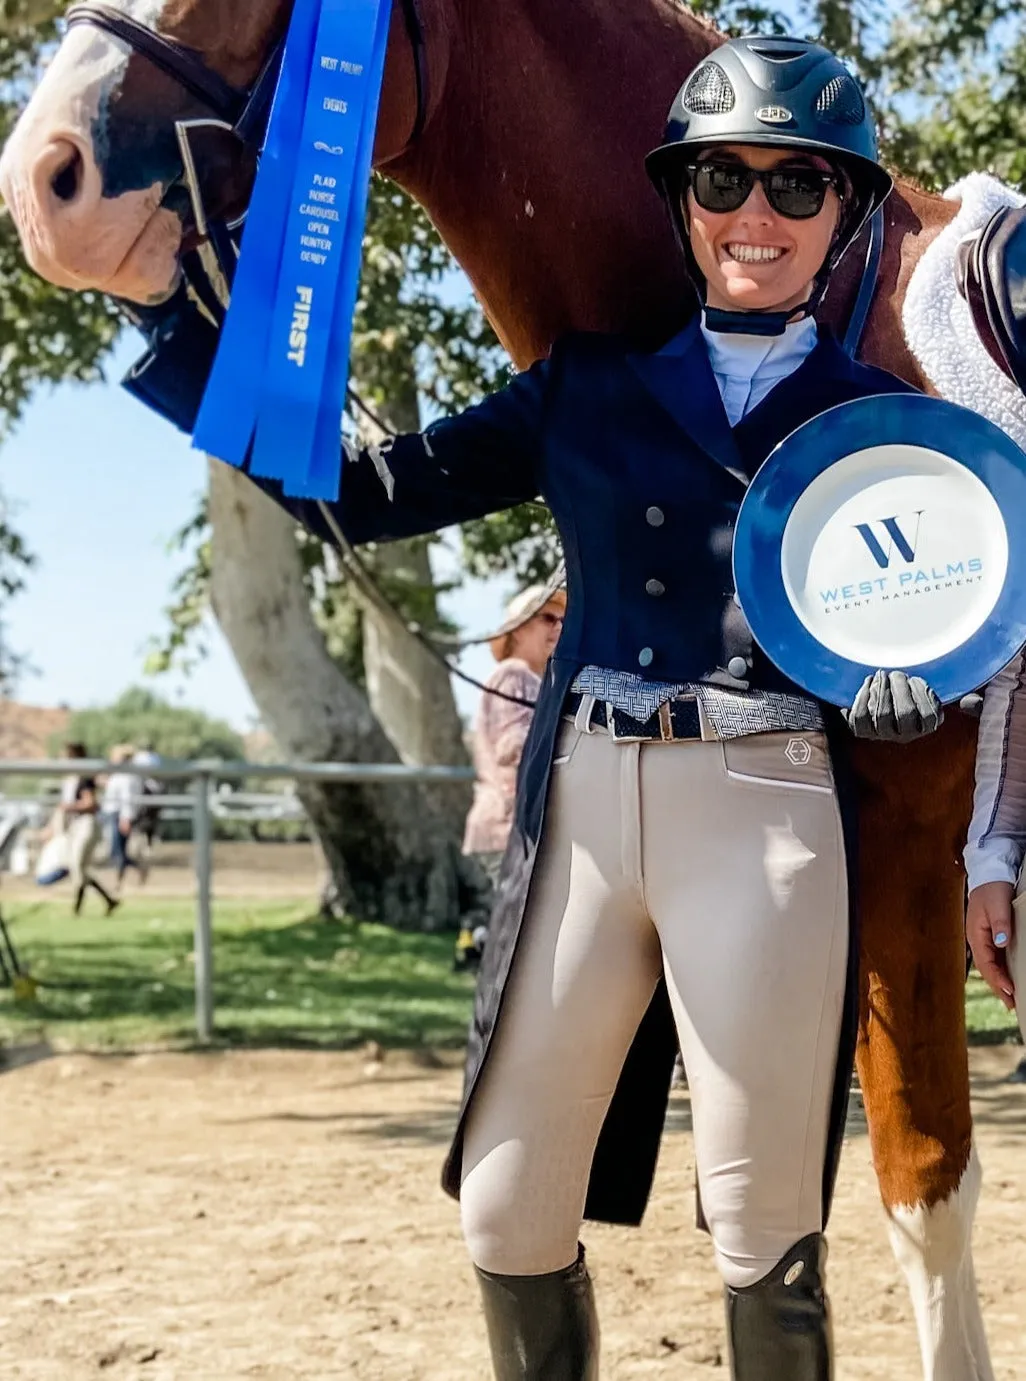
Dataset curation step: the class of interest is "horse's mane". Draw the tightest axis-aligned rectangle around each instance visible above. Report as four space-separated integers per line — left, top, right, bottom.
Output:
656 0 724 39
893 171 946 204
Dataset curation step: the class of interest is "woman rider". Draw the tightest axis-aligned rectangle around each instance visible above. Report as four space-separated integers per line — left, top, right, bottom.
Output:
243 35 942 1381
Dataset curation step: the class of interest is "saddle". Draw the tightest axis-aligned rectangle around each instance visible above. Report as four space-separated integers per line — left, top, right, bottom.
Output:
955 203 1026 393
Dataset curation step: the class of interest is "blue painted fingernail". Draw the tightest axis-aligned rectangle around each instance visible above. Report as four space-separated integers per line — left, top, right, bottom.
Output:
995 932 1009 946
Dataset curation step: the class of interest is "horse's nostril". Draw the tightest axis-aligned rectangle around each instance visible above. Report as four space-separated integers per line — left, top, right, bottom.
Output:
51 145 83 202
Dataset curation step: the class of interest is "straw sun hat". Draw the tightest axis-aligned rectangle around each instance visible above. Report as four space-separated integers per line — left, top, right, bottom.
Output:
488 585 567 662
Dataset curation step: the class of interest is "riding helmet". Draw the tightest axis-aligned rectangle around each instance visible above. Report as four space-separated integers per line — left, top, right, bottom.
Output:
645 35 893 316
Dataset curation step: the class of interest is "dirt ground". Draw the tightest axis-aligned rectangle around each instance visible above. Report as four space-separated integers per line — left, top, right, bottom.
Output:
0 1046 1023 1381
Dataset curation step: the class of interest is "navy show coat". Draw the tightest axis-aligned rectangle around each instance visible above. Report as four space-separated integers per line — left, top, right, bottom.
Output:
257 318 916 1225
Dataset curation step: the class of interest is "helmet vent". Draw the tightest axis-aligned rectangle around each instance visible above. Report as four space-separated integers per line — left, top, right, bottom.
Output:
682 63 736 116
815 75 866 125
748 40 811 62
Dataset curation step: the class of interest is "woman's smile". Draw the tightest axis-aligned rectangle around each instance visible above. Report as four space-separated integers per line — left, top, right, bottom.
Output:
687 143 841 315
722 242 787 264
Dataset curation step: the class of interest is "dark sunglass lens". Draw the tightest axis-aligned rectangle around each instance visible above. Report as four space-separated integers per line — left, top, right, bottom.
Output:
766 170 827 218
694 163 751 212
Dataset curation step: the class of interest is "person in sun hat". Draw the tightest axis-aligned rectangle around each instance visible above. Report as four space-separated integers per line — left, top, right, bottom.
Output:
463 584 566 876
455 584 566 974
224 33 946 1381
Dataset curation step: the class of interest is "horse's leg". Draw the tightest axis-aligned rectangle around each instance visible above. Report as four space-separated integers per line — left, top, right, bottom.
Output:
885 1147 991 1380
851 717 994 1381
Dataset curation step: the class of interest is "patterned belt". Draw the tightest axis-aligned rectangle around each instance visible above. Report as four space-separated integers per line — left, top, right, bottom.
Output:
564 691 706 743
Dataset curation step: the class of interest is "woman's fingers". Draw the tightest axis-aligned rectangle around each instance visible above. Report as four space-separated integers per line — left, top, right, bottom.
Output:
966 882 1016 1010
972 934 1015 1010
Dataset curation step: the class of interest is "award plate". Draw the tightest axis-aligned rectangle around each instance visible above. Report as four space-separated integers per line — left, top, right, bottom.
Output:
732 393 1026 706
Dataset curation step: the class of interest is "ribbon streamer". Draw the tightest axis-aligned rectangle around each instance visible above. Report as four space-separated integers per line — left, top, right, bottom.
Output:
193 0 390 500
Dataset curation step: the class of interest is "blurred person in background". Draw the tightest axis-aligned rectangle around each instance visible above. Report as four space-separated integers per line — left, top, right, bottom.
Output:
60 742 118 916
132 742 163 856
456 586 565 971
102 743 148 886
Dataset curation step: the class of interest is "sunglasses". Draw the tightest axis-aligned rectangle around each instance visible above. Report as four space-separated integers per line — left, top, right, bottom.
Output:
538 611 563 627
685 160 840 220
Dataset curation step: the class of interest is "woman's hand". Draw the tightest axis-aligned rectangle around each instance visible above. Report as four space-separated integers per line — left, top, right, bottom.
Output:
966 881 1016 1011
844 669 943 741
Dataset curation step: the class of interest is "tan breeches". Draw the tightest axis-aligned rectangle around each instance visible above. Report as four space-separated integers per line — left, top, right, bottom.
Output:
460 721 849 1289
66 814 101 889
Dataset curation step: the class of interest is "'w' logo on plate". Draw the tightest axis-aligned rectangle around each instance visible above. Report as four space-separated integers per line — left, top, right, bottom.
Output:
853 513 923 570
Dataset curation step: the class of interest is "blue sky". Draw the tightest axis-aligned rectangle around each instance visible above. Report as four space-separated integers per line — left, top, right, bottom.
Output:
2 329 509 733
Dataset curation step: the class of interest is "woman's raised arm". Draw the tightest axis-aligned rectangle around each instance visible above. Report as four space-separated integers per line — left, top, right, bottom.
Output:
246 355 551 547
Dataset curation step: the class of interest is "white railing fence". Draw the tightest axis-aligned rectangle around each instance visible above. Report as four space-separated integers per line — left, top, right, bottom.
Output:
0 758 474 1041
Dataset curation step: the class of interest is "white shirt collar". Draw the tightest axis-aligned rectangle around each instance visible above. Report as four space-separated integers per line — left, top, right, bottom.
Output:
699 312 818 384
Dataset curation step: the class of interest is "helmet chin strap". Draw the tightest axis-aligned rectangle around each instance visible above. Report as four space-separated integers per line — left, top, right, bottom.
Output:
702 302 801 336
702 273 828 336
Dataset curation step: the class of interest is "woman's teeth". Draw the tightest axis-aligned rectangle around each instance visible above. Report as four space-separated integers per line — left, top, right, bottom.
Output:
725 244 784 263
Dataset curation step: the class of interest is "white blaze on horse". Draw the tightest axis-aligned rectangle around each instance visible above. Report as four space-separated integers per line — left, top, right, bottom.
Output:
2 3 1015 1378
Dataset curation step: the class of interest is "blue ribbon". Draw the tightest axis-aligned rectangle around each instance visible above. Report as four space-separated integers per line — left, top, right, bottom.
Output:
193 0 390 500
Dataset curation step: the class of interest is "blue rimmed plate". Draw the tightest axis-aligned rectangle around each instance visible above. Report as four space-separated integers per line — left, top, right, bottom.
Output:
732 393 1026 706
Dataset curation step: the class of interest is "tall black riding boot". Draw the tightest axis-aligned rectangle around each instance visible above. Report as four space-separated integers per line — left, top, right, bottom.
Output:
725 1233 832 1380
475 1245 599 1380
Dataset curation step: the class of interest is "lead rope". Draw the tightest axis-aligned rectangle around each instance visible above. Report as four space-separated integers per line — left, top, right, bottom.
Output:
315 497 558 708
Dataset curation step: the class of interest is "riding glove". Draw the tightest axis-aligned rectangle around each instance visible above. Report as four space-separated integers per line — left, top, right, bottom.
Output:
844 669 943 742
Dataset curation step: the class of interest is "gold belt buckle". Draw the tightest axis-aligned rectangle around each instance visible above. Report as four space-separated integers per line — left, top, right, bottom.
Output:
658 701 674 742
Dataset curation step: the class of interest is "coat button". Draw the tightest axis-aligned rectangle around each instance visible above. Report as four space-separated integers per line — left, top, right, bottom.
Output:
638 647 654 668
645 506 665 527
645 578 665 597
727 656 749 678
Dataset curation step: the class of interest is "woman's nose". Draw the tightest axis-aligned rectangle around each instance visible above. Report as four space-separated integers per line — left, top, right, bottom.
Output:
739 178 774 219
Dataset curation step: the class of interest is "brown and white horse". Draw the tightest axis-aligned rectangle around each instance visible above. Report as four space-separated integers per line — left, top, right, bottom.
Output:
0 2 994 1374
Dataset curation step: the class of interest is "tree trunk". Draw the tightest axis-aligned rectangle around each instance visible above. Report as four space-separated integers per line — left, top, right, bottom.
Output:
206 460 476 930
361 539 469 774
355 361 470 784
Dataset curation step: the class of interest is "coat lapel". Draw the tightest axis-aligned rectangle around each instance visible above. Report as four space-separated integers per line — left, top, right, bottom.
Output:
626 319 747 484
731 332 858 473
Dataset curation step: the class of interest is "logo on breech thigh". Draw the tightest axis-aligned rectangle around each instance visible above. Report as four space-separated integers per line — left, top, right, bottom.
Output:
785 737 813 766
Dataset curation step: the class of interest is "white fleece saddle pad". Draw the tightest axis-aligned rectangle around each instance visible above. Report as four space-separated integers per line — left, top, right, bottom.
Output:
902 172 1026 450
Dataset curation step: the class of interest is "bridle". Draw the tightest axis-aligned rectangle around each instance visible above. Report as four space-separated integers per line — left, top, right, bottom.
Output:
66 3 255 126
64 0 430 310
65 1 281 311
62 1 518 699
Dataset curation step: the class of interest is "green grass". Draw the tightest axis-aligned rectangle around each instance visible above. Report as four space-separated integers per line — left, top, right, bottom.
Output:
0 897 1019 1053
965 973 1022 1045
0 897 475 1051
